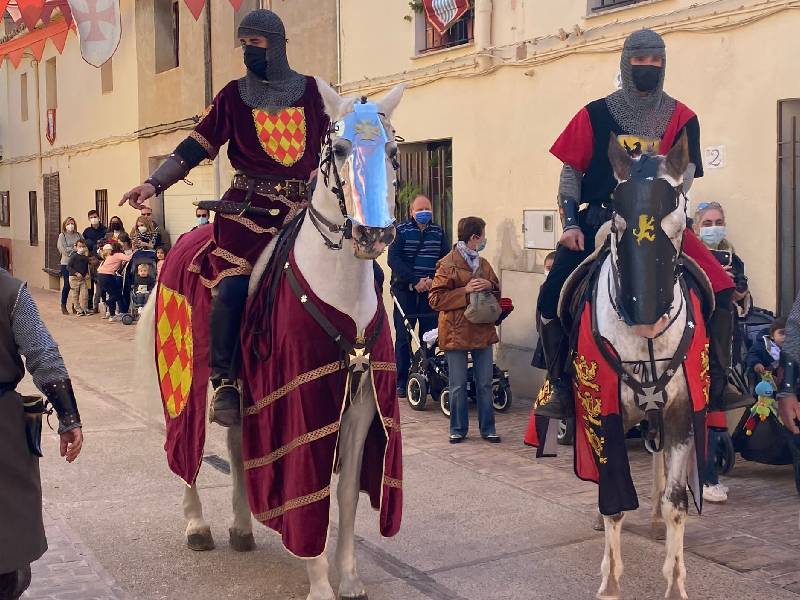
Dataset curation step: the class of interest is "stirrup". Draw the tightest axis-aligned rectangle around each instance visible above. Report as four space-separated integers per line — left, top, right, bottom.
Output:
210 379 241 427
534 378 574 419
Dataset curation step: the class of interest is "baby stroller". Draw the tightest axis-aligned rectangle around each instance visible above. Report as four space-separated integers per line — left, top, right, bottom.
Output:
120 249 157 326
391 293 513 417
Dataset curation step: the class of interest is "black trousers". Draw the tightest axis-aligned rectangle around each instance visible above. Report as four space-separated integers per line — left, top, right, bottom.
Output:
392 285 437 390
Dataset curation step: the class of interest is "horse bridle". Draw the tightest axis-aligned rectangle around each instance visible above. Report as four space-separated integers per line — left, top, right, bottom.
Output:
309 98 401 251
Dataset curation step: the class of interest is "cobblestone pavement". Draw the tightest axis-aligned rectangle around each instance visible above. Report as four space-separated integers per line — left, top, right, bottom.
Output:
17 287 800 599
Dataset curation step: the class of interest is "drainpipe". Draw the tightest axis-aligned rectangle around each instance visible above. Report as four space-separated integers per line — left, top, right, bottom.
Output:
336 0 342 89
203 3 220 199
474 0 493 71
32 57 43 177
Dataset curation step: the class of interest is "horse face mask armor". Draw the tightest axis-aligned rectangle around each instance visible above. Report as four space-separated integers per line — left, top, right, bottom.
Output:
612 174 680 326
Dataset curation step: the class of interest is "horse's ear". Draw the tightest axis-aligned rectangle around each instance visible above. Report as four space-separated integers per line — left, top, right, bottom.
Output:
665 132 690 181
315 76 355 122
608 133 632 181
377 84 406 119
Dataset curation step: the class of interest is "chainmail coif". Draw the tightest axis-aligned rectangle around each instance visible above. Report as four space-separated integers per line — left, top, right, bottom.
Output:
606 28 676 139
236 9 307 110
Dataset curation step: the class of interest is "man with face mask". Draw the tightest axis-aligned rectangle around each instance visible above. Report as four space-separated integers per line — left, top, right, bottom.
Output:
388 195 450 398
120 9 329 427
192 207 211 231
534 29 747 420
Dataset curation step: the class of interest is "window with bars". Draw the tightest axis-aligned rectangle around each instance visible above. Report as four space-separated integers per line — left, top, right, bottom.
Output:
95 189 109 226
29 191 38 246
0 192 9 227
420 9 473 53
589 0 649 12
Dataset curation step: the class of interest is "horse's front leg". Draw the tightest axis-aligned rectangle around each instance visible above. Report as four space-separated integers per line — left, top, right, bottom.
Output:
227 425 255 551
183 483 215 551
651 450 667 539
597 513 625 600
335 379 377 600
306 552 335 600
662 439 692 600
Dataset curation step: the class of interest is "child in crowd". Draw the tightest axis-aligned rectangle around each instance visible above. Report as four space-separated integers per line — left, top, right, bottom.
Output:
67 239 90 316
747 318 786 382
96 242 131 322
155 247 166 279
133 263 156 309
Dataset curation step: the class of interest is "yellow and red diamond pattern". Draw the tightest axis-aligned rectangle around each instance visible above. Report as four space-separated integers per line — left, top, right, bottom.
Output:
252 107 307 167
156 286 194 419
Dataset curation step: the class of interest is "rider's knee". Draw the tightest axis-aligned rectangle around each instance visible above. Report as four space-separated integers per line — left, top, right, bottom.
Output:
217 275 250 307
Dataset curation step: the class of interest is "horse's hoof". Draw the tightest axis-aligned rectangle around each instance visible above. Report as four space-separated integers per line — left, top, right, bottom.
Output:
229 528 256 552
593 516 605 532
187 529 215 551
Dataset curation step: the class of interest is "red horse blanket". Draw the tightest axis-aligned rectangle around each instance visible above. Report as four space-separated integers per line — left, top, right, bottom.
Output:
525 292 709 516
154 226 214 486
239 252 403 558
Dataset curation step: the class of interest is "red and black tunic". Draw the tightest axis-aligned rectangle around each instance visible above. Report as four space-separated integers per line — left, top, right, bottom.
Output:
178 77 329 288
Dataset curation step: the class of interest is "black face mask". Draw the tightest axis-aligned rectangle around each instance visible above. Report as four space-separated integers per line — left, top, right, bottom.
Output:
243 45 268 79
111 222 122 231
631 65 662 93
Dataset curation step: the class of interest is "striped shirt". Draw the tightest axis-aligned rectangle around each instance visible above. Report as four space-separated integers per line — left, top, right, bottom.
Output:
388 220 449 285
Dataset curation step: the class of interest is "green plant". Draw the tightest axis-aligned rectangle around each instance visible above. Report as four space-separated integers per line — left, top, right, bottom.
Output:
397 181 421 219
409 1 424 12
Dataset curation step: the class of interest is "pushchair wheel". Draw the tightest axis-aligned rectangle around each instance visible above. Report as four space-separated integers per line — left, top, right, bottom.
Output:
492 379 512 412
122 314 134 326
715 429 736 475
407 374 428 411
439 388 451 418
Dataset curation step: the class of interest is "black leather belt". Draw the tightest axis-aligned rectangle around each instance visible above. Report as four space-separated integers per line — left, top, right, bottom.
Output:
231 173 308 199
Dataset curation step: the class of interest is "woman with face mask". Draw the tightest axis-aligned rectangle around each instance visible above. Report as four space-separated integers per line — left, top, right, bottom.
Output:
57 217 83 315
130 216 157 251
104 216 125 241
429 216 502 444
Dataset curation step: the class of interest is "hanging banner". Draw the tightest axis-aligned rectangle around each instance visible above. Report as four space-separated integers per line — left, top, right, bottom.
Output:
0 17 73 68
66 0 120 67
17 0 46 31
182 0 256 21
422 0 471 35
46 108 56 145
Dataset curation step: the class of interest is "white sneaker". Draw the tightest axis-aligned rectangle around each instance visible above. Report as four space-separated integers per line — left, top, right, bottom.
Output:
703 483 728 503
104 310 110 319
109 315 121 322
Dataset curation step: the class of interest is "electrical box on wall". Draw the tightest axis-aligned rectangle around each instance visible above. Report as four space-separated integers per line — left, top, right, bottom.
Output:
522 209 557 250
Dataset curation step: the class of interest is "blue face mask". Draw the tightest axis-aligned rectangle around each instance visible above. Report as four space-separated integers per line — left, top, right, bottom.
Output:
414 210 433 225
197 216 209 226
477 238 487 252
699 225 726 247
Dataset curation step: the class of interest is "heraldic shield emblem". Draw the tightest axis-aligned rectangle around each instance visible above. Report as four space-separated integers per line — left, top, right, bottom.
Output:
156 286 194 419
252 107 307 167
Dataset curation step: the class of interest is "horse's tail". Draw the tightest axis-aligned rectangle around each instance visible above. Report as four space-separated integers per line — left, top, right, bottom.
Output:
133 284 166 427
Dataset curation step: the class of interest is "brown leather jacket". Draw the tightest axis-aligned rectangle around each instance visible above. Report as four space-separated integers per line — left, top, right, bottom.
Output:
428 248 500 352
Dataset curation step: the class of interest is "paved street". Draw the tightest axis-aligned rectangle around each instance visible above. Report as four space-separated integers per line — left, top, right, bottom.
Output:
19 287 800 600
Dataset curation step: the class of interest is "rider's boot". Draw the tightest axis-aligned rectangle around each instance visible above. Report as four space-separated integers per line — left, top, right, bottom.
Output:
707 292 751 412
209 296 243 428
534 317 575 419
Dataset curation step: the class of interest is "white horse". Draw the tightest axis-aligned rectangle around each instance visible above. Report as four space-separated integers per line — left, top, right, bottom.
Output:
582 135 704 600
136 79 405 600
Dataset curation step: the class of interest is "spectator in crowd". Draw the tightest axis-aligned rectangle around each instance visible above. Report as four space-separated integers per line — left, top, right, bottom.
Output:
57 217 82 315
67 239 90 316
694 201 751 316
778 295 800 434
131 216 158 251
193 207 211 230
118 232 134 255
133 263 156 308
388 195 449 398
747 318 786 382
106 216 126 242
96 242 130 323
139 204 166 249
82 210 107 254
88 252 101 315
156 246 166 279
544 251 556 277
694 200 751 503
429 216 501 444
531 251 558 370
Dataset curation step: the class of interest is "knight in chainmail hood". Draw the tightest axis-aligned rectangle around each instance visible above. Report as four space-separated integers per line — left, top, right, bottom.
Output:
122 7 329 428
532 28 751 421
237 9 307 110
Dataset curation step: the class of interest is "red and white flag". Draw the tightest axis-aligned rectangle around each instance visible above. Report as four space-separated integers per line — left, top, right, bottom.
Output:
66 0 120 67
422 0 470 35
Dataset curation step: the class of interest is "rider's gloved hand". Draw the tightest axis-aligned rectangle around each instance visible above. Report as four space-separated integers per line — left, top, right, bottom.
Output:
120 183 156 210
560 228 584 252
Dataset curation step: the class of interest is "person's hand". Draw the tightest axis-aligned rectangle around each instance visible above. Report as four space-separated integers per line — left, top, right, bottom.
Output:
60 427 83 463
778 394 800 434
422 277 433 292
560 228 584 252
754 363 766 375
466 278 492 293
120 183 156 210
723 265 735 279
413 280 427 293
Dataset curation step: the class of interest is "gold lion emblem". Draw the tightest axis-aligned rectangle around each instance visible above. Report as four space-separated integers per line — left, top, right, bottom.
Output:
633 214 656 245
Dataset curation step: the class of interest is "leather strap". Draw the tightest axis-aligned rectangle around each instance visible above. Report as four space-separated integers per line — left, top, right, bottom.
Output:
231 173 308 199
